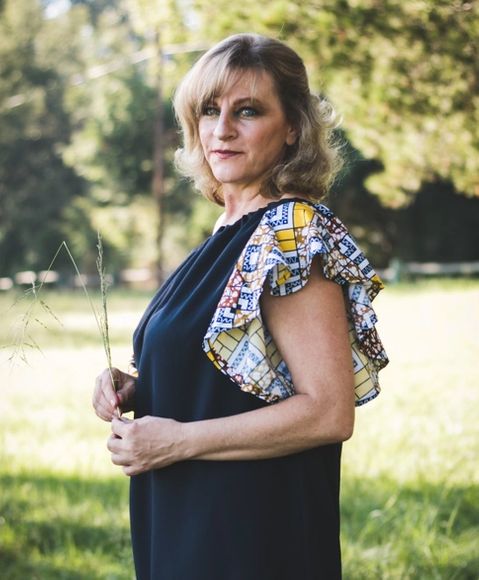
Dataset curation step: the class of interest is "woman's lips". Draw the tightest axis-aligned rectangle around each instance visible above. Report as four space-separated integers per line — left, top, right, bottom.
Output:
212 150 242 160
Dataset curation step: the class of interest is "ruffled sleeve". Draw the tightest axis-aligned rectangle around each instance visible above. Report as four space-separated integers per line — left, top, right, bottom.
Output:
202 200 389 405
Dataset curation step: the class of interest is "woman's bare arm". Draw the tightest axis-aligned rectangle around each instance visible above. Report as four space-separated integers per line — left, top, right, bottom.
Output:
108 256 355 474
179 256 355 460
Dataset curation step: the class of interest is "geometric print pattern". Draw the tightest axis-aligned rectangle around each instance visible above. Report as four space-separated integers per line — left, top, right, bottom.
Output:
202 200 389 406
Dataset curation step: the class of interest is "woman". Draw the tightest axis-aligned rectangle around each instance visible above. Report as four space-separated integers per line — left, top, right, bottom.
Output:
93 33 388 580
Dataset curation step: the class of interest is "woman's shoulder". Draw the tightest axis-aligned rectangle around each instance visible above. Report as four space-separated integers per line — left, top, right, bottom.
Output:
211 195 311 235
248 195 384 298
262 196 336 225
251 196 344 256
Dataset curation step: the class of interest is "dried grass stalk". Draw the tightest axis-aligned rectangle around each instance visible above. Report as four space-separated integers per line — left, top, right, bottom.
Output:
4 235 120 416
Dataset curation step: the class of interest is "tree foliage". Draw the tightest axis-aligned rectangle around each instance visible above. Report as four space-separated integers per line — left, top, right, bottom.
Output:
0 0 86 275
193 0 479 204
1 0 478 277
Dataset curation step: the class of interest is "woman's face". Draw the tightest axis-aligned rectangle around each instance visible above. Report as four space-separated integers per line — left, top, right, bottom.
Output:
198 69 297 195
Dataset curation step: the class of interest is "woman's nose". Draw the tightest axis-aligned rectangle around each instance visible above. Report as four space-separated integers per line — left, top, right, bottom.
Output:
213 112 236 140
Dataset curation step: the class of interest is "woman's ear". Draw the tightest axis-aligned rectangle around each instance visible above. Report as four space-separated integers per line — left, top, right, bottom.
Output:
285 125 298 146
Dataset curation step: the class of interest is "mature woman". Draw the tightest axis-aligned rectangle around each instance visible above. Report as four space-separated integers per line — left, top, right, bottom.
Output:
93 33 388 580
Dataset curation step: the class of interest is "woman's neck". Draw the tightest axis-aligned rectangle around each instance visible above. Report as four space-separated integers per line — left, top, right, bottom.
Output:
221 190 301 226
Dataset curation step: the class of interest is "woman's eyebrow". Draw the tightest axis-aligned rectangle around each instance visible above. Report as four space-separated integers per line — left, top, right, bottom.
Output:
208 96 264 107
233 97 262 106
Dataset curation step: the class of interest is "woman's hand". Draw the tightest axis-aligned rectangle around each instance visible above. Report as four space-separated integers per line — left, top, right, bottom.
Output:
93 367 136 421
107 416 187 476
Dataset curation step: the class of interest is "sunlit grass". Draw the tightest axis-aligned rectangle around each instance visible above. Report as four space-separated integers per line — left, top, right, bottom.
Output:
341 278 479 579
1 280 478 578
0 289 152 349
0 471 131 579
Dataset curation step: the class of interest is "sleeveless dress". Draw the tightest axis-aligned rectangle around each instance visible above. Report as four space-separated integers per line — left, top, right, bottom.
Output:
130 197 387 580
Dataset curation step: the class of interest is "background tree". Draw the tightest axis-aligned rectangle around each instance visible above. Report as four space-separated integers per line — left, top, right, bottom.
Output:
62 0 219 275
192 0 479 204
0 0 87 276
1 0 478 278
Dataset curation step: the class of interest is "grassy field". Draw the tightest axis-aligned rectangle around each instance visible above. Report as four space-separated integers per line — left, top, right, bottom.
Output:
1 280 478 579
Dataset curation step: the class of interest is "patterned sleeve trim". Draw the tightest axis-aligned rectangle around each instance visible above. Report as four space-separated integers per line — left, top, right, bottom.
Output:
202 200 389 406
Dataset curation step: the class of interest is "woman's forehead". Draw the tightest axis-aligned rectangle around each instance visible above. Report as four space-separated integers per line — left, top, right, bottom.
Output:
204 67 275 102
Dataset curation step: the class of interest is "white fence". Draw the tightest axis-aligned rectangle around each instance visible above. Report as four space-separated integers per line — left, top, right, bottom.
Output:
2 262 479 290
378 260 479 282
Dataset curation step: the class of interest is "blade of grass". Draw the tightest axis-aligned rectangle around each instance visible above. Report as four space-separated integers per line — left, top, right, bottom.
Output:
96 233 120 418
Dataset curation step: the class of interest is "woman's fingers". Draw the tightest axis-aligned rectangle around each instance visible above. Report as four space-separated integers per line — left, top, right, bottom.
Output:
107 434 130 466
93 392 115 421
93 367 137 420
94 398 116 421
101 367 119 400
92 368 121 421
111 416 131 436
93 370 114 403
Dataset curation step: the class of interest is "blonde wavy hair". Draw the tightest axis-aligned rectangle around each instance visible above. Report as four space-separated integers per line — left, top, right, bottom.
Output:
173 33 342 204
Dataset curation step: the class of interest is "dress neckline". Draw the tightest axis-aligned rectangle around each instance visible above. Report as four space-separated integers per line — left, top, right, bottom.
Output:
215 196 311 234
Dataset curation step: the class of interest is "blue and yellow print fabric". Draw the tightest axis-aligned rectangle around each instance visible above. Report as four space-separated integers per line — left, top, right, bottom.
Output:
202 200 389 405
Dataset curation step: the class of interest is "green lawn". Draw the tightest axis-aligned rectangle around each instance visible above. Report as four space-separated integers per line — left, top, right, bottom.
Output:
1 281 478 579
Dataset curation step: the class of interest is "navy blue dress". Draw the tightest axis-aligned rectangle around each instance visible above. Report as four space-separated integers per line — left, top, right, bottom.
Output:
131 198 342 580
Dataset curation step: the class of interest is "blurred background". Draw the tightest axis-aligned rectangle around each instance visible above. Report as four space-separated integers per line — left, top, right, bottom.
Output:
1 1 478 578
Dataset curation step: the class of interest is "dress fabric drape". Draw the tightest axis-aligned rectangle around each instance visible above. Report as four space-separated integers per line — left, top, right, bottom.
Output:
130 198 342 580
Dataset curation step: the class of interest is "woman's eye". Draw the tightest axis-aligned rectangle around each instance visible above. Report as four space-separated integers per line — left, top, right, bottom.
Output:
202 106 219 116
200 105 259 118
238 107 258 118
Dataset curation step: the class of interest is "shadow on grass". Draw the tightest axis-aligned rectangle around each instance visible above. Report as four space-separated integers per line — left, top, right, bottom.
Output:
0 472 133 580
1 471 478 579
341 476 479 579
